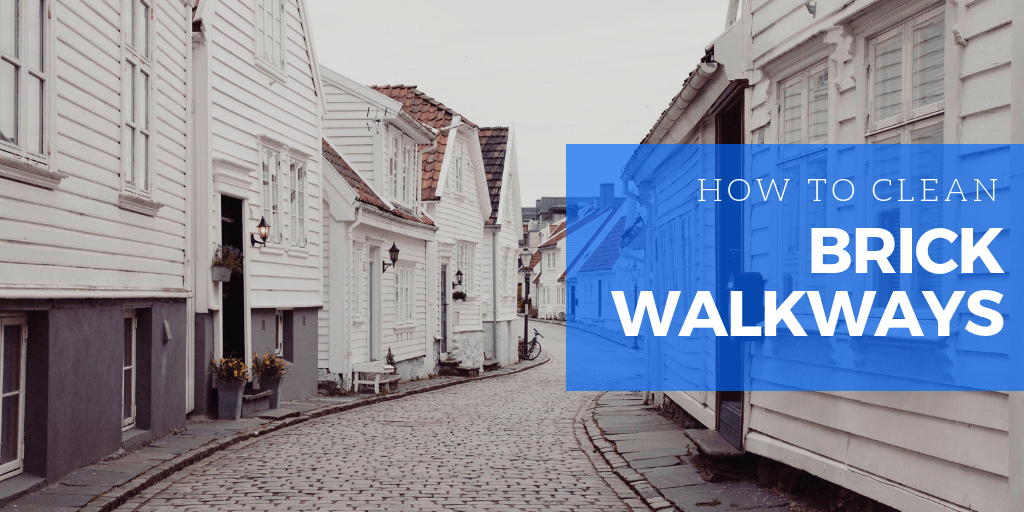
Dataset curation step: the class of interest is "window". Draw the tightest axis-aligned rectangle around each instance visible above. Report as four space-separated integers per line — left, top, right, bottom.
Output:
123 0 152 195
778 155 827 297
780 63 828 144
402 142 415 206
289 160 306 247
0 315 26 480
122 310 137 431
867 7 944 134
396 266 414 325
452 142 464 193
262 147 281 243
383 133 399 202
869 118 944 309
456 242 474 292
255 0 285 70
0 0 46 160
354 246 365 319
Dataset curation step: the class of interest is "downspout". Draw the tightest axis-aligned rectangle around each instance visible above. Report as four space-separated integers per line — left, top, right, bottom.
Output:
487 224 500 362
345 205 364 390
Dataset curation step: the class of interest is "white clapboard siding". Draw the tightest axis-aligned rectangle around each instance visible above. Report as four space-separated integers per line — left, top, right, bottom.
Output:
433 131 486 331
203 0 323 308
318 201 330 367
0 0 190 297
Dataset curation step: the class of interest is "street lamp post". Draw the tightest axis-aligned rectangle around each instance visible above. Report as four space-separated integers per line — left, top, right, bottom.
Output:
630 261 640 350
518 249 533 359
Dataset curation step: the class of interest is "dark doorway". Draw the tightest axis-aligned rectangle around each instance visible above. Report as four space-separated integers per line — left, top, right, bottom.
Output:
440 264 448 353
570 285 576 320
221 195 246 359
715 92 744 450
597 280 603 318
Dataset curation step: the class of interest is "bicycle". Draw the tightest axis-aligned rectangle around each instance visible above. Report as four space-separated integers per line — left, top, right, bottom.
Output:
520 328 543 361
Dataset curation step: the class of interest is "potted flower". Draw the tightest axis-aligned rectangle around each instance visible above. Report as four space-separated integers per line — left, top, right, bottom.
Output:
210 356 248 420
452 290 467 301
252 352 288 409
212 245 243 283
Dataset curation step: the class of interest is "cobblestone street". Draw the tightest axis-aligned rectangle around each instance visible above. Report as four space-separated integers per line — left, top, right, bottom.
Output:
114 322 642 512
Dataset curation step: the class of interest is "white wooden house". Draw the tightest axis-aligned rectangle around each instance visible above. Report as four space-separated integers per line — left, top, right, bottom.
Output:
536 221 567 320
0 0 192 486
371 86 493 371
319 68 438 387
190 0 325 415
479 127 524 366
566 204 631 329
623 1 1024 511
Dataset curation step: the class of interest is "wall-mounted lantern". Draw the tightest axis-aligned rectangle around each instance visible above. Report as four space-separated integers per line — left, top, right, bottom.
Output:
251 217 270 247
383 242 400 273
452 269 464 288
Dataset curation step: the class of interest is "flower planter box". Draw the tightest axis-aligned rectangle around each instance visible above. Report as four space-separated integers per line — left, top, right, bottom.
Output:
259 375 284 409
216 380 245 420
212 266 232 282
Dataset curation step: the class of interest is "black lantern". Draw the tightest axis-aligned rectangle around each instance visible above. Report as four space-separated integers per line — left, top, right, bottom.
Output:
630 261 640 284
519 249 532 275
251 216 271 247
453 270 464 288
383 242 400 273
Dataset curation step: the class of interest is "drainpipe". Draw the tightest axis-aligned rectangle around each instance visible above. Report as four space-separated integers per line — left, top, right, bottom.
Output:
344 205 364 391
486 224 500 363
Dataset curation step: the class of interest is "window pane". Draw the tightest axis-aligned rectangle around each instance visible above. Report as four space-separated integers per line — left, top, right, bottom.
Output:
25 74 41 154
807 69 828 143
0 395 19 464
3 325 21 394
122 368 133 420
24 0 41 70
0 0 17 57
129 0 137 49
874 35 903 120
782 81 802 143
127 128 135 186
123 318 133 367
141 1 150 59
128 62 136 124
0 61 16 145
142 71 149 130
141 133 148 191
912 15 944 108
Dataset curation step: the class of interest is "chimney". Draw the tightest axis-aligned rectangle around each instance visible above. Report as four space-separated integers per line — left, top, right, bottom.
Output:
599 183 615 209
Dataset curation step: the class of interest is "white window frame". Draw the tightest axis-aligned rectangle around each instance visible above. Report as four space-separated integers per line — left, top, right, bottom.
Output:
456 242 474 294
402 141 415 207
254 0 286 72
778 62 829 145
866 6 945 135
121 0 153 198
122 309 137 431
0 314 27 481
453 142 464 193
0 0 48 164
261 146 282 244
275 309 285 355
395 265 414 326
289 159 307 247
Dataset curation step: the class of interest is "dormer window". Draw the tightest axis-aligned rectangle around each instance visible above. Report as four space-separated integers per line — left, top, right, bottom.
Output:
382 130 418 209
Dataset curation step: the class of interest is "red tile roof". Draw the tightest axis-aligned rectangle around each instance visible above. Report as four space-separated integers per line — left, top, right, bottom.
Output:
322 139 434 226
538 221 568 248
525 250 542 270
578 217 627 273
478 127 509 225
558 270 566 281
370 85 477 201
534 272 541 283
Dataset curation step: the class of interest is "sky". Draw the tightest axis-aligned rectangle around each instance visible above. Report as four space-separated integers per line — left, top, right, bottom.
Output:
306 1 729 207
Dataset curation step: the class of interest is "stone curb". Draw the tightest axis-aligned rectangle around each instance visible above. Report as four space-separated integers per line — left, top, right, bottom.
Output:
79 354 551 512
573 396 651 512
583 394 680 512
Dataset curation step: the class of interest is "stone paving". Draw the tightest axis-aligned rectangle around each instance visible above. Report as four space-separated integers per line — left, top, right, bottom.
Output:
104 322 648 512
592 393 794 512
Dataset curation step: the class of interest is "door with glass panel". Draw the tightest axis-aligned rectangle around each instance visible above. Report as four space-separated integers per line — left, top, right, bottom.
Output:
0 316 27 479
123 310 136 430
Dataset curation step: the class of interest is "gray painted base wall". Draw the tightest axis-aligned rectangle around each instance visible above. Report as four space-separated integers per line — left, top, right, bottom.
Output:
250 308 317 401
484 318 521 367
0 298 186 483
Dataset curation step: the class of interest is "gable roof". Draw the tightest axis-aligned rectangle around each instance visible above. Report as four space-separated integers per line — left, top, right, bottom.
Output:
538 221 568 248
370 85 478 201
578 217 627 273
563 205 622 278
322 139 433 226
478 127 509 225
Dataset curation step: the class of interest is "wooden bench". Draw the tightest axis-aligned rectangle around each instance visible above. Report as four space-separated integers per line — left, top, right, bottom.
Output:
351 361 400 394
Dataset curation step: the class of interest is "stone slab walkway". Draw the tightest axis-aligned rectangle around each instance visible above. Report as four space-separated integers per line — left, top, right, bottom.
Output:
1 356 549 512
591 392 794 512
